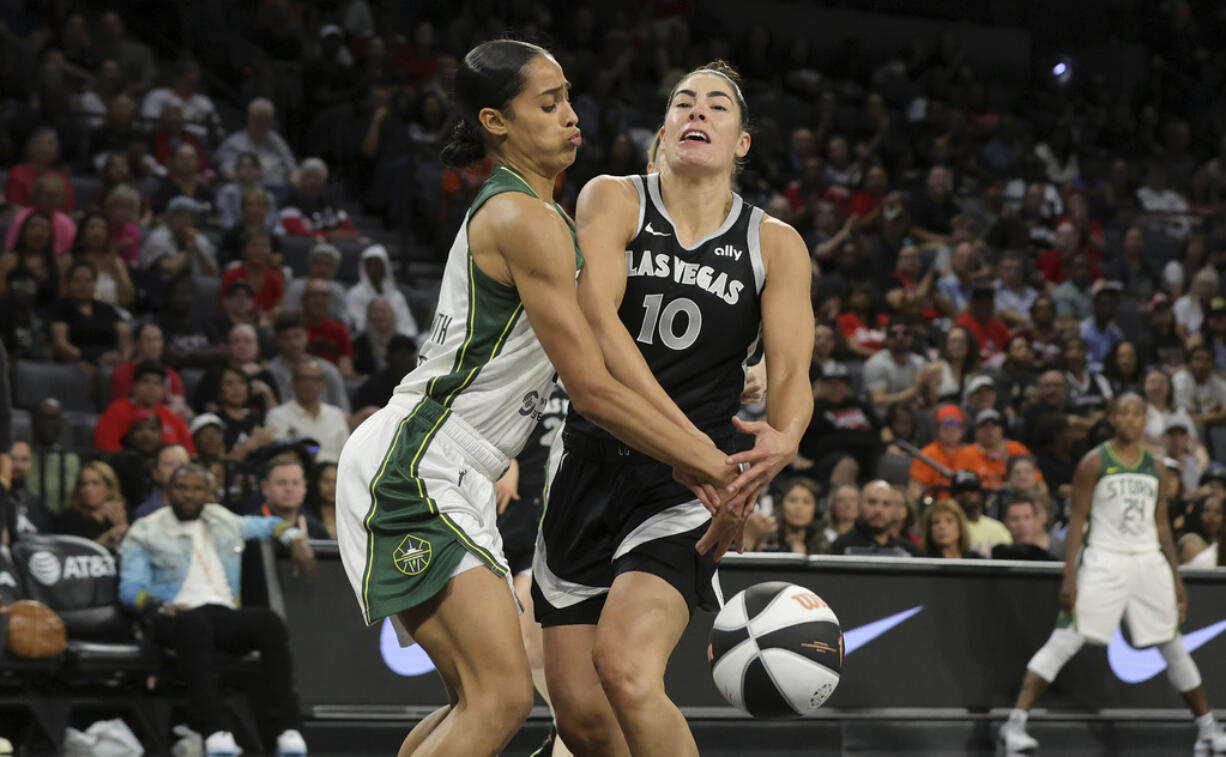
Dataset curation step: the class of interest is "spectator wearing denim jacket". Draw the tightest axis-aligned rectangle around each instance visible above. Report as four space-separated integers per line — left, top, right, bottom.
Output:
116 463 313 753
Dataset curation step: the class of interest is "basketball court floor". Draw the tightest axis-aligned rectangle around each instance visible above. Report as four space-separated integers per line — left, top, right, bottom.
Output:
297 709 1218 756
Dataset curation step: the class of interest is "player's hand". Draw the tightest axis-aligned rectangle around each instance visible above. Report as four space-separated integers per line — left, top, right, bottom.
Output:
495 461 520 514
695 502 748 562
674 469 722 514
743 510 777 550
1175 579 1188 624
1058 574 1077 614
724 417 797 498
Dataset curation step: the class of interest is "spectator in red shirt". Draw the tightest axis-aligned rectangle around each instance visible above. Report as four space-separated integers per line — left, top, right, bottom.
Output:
221 229 285 316
109 322 187 405
301 278 356 378
1036 221 1102 285
885 243 954 321
96 360 196 453
955 284 1012 362
150 102 211 174
3 128 78 210
848 164 889 230
836 281 888 359
279 158 360 241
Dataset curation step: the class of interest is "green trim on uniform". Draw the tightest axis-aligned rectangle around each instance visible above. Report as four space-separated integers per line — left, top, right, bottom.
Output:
359 397 509 623
1100 442 1155 476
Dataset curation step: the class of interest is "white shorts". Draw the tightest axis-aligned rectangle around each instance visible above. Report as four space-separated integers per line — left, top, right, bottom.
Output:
1075 547 1177 647
336 395 517 638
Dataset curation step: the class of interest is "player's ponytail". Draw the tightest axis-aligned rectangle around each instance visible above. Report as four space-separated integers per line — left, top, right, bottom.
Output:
440 119 488 168
440 38 551 168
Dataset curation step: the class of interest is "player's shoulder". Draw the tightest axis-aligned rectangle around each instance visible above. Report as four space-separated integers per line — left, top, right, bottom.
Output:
576 174 641 217
471 189 569 247
1077 446 1105 475
758 211 806 252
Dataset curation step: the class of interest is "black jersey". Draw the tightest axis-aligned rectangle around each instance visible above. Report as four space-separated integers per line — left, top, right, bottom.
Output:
566 173 765 443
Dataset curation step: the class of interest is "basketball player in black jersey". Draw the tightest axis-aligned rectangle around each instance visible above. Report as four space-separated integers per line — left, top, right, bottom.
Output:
532 63 814 756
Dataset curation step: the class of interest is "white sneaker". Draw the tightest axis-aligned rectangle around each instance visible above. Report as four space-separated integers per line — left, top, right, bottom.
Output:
1196 724 1226 753
999 719 1038 751
276 729 308 756
204 731 242 756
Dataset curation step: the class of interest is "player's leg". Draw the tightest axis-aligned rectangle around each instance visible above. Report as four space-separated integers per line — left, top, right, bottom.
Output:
594 570 697 757
1126 553 1226 751
543 623 630 757
396 566 534 757
398 681 457 757
1004 550 1124 750
515 572 574 757
999 626 1086 751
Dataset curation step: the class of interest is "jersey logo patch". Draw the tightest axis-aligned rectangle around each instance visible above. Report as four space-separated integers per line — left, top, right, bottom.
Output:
644 222 670 237
1107 466 1120 474
393 534 432 576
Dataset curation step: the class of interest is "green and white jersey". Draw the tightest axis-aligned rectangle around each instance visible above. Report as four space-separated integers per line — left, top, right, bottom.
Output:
394 165 583 460
1087 442 1160 553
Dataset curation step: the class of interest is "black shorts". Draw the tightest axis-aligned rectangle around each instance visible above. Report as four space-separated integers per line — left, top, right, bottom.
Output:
531 427 722 627
496 492 542 576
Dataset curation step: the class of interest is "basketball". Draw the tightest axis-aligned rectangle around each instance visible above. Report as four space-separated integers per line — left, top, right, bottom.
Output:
708 582 843 720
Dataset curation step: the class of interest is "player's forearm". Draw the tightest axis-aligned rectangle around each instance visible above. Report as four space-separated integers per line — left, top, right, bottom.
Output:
592 314 699 434
569 373 725 481
1061 518 1085 579
1157 523 1183 574
766 369 814 453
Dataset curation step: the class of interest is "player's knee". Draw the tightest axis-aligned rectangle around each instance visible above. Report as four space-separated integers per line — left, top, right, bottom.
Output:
553 699 618 754
593 637 655 712
1158 636 1203 693
1026 628 1085 682
466 671 533 733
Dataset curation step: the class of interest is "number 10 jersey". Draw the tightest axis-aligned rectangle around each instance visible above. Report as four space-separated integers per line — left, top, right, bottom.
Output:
565 172 766 444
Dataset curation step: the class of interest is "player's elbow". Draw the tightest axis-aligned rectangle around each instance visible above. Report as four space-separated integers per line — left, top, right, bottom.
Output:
565 374 618 426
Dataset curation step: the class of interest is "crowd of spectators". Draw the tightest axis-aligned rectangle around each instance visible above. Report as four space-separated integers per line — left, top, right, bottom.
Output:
0 1 1224 750
3 1 1226 592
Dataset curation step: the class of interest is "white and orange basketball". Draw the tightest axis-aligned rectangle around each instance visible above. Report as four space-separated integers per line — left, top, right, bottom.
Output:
709 582 843 719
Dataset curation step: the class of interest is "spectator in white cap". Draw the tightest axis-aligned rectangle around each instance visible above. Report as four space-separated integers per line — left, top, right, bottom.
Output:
1163 414 1203 494
286 242 350 323
346 244 418 336
963 373 1000 423
139 196 219 277
189 412 229 461
215 98 300 187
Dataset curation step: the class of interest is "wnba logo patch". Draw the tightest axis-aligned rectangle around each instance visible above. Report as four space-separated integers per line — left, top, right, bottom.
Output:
393 535 432 576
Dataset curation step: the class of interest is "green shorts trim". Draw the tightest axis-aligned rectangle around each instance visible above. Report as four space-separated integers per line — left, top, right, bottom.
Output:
360 397 508 623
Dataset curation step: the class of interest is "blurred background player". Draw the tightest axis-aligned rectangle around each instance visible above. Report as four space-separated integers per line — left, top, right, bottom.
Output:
999 394 1226 753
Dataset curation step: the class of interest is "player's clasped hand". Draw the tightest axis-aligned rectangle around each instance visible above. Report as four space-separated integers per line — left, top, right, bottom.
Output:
725 416 799 516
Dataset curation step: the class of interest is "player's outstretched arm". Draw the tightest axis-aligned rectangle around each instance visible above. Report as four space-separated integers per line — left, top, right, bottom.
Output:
698 218 814 560
574 175 704 437
724 218 814 500
477 193 734 489
1059 451 1099 613
1154 467 1188 623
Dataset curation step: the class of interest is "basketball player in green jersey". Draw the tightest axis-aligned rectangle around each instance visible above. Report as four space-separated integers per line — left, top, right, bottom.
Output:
1000 394 1226 753
335 40 740 757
